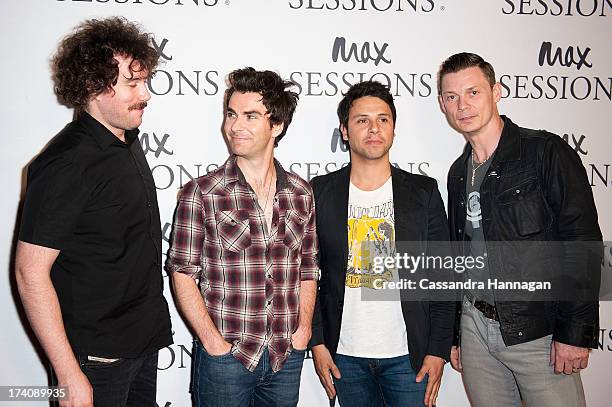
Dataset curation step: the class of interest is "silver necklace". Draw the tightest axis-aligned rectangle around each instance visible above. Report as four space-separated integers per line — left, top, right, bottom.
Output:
261 167 275 213
471 150 491 187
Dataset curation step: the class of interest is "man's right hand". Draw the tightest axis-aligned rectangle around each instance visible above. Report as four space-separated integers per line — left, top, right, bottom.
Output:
203 337 233 356
312 344 341 399
450 345 462 372
58 370 93 407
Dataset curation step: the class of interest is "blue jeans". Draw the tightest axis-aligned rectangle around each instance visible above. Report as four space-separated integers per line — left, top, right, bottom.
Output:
192 341 305 407
334 353 426 407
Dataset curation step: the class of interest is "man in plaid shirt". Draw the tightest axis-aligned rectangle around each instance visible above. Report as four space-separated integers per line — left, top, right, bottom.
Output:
165 67 318 407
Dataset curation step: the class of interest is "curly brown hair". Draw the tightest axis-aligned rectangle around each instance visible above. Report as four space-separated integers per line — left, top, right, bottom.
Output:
52 17 159 109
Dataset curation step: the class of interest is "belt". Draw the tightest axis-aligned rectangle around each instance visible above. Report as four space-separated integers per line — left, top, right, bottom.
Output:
465 291 498 321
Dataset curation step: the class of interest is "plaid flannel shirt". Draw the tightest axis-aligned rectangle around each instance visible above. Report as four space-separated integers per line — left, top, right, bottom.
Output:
165 155 318 372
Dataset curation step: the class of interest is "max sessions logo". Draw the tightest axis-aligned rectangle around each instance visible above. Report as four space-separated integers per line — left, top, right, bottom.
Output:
148 38 220 97
146 158 431 191
139 128 430 197
57 0 222 6
145 36 433 98
499 41 611 102
561 133 611 188
142 35 434 189
288 0 436 12
501 0 612 16
290 36 433 98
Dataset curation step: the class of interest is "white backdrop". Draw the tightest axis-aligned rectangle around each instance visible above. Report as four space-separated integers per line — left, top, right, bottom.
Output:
1 1 611 406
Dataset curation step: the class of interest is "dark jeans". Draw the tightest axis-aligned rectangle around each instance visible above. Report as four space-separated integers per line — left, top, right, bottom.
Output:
334 353 426 407
192 341 305 407
52 351 159 407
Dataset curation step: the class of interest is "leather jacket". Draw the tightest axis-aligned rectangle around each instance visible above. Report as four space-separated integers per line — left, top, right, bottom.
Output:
447 116 602 348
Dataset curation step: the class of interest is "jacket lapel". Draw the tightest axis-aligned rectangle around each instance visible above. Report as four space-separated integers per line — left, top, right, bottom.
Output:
392 166 420 243
331 166 350 298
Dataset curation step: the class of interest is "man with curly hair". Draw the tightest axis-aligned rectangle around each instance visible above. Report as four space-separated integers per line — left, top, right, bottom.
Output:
166 67 318 407
15 17 172 407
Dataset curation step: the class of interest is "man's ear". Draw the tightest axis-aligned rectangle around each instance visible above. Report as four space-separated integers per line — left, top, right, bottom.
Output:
492 83 502 103
340 124 349 141
438 95 447 115
271 122 284 139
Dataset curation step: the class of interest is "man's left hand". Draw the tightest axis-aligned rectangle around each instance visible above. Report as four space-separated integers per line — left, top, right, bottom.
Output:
550 340 589 375
291 326 311 350
416 354 445 407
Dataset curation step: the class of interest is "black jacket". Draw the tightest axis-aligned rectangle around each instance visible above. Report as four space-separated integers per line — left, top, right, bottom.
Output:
309 164 455 371
447 116 602 348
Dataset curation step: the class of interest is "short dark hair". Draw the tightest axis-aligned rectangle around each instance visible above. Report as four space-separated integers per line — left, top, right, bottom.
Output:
437 52 496 95
52 17 159 109
224 67 299 146
337 81 397 130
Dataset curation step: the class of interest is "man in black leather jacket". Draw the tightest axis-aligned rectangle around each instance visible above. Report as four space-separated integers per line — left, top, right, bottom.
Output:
438 52 602 407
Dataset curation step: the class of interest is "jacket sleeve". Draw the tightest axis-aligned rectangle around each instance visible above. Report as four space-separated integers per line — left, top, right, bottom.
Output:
426 180 456 361
309 290 324 348
446 168 463 347
541 135 602 348
308 176 324 348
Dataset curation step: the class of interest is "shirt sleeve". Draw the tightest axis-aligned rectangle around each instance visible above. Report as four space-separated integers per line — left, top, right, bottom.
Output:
299 196 319 281
19 152 90 250
164 180 205 279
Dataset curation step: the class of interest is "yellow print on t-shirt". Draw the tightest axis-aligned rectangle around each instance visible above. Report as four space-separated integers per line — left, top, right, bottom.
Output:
346 214 395 289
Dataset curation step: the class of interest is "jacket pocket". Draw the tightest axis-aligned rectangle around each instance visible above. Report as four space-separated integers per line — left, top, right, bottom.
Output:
495 177 547 238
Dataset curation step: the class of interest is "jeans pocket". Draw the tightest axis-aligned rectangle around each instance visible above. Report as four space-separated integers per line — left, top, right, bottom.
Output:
290 348 306 367
291 344 307 352
207 351 233 360
79 355 124 369
201 344 234 360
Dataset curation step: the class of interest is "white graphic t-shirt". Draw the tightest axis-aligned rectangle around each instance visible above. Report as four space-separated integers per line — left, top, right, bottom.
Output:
336 177 409 358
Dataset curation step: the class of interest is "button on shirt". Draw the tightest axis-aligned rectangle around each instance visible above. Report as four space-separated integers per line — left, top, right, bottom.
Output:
165 155 318 372
19 112 172 358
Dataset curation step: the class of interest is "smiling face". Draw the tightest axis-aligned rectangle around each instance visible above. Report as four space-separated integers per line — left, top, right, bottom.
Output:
342 96 395 164
438 66 502 138
223 91 283 160
87 54 151 139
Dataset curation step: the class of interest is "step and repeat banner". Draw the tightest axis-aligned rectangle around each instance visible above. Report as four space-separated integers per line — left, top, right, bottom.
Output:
1 0 610 406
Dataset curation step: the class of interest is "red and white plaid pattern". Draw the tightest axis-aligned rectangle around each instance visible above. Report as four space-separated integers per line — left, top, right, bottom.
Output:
165 155 318 372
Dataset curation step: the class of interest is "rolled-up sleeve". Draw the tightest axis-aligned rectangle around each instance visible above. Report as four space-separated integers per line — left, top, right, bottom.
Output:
299 198 319 281
165 181 204 279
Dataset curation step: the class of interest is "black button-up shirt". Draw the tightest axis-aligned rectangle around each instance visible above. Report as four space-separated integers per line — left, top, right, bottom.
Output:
20 112 172 358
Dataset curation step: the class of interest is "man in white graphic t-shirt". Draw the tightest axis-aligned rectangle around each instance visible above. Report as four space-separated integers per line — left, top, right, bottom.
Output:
309 81 455 407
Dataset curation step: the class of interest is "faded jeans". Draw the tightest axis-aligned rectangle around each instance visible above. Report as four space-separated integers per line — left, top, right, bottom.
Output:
460 298 586 407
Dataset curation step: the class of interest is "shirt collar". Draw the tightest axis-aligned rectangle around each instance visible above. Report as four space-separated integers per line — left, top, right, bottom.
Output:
78 111 140 150
457 114 518 169
223 155 290 192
